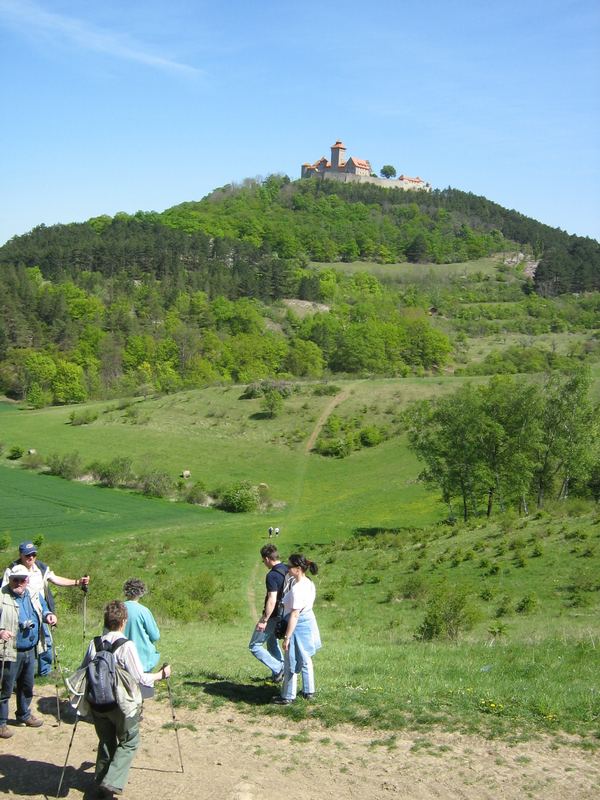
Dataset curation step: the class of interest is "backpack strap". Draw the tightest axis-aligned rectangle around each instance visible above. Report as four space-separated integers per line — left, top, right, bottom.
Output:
110 637 128 653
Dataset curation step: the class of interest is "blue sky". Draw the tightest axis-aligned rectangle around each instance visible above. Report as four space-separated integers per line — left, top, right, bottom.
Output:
1 0 598 246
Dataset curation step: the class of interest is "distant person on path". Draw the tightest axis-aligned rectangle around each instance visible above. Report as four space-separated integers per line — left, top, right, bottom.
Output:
1 541 89 676
80 600 170 797
273 553 321 705
249 544 289 682
123 578 160 672
0 565 58 738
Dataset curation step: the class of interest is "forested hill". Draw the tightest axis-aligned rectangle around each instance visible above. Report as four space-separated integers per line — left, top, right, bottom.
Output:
1 176 598 294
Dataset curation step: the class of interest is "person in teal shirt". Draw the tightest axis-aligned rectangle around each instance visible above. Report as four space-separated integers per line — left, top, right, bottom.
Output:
123 579 160 672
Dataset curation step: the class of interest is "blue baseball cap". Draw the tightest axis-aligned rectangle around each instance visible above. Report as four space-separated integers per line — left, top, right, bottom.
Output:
19 542 37 556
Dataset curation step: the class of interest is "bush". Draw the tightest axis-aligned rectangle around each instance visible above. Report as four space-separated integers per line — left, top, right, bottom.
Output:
46 451 83 479
515 593 539 614
89 457 134 488
185 481 208 505
69 409 98 426
415 586 476 640
219 481 259 513
314 436 352 458
0 533 11 551
400 575 428 600
359 425 384 447
21 452 45 470
313 384 340 396
7 445 24 460
137 470 174 498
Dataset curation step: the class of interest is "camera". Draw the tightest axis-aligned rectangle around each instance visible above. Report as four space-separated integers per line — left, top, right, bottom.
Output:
19 619 35 632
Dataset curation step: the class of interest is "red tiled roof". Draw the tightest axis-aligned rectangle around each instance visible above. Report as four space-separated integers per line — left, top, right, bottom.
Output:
347 157 371 169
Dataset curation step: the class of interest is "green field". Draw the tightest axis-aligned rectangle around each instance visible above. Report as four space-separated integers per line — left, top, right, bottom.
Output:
1 378 599 742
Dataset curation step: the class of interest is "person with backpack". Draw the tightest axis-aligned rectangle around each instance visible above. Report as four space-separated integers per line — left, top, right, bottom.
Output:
78 600 170 798
248 544 292 683
1 541 90 676
272 553 321 705
0 564 57 739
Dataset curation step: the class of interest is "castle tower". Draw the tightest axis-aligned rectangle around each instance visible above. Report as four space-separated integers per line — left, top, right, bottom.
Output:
330 140 346 171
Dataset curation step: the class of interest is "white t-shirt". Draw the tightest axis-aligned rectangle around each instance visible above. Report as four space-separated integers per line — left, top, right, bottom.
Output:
283 577 316 615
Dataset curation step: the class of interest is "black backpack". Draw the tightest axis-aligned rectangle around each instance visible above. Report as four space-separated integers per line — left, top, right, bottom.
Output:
86 636 128 711
273 568 295 639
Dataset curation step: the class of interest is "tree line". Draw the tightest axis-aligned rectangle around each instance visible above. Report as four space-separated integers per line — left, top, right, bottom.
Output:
405 370 600 520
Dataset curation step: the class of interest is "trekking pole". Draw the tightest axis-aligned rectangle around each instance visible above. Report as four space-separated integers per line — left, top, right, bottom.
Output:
81 577 89 654
56 709 80 798
163 664 184 773
0 640 6 685
47 625 62 725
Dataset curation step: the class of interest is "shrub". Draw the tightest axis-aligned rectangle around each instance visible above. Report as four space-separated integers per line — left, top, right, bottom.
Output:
46 451 83 480
69 409 98 426
89 457 134 488
21 452 45 470
312 384 340 396
137 470 174 498
219 481 259 513
0 533 11 551
32 535 44 548
515 593 539 614
415 586 476 640
400 575 428 600
185 481 208 505
7 445 24 460
359 425 384 447
314 436 352 458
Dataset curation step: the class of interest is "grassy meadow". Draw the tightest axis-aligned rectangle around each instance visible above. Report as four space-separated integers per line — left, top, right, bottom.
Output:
1 372 599 743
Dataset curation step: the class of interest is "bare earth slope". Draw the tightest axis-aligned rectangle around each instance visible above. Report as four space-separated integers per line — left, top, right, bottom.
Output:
1 695 598 799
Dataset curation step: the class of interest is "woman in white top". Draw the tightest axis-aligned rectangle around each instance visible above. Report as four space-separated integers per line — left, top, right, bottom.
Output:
273 553 321 705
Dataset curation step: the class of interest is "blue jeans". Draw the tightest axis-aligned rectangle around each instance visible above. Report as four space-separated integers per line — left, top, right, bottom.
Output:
0 648 36 725
248 618 284 677
37 624 53 676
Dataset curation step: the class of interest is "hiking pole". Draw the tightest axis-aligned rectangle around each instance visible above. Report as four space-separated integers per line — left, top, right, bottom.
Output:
0 640 6 685
81 576 89 655
163 664 184 773
47 625 62 725
56 713 80 798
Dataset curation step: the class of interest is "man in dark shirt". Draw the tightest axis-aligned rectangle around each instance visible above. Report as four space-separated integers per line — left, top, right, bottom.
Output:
0 564 57 738
248 545 289 682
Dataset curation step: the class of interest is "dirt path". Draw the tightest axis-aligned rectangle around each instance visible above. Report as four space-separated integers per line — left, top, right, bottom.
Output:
1 694 598 799
304 387 352 454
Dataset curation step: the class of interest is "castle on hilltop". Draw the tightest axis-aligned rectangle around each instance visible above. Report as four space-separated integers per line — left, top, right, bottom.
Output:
301 140 431 192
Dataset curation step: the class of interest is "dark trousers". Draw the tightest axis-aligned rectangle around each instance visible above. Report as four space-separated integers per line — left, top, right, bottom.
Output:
0 648 36 725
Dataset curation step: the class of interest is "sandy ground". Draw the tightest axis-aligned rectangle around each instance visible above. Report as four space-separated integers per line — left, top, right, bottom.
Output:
1 692 598 800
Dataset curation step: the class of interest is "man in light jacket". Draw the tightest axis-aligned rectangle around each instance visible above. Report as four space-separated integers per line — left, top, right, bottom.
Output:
0 565 57 739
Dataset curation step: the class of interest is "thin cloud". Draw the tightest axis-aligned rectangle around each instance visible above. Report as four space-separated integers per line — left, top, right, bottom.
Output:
0 0 202 76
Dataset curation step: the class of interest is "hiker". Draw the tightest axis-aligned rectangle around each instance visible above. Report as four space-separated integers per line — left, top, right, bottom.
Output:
273 553 321 705
79 600 171 797
0 564 58 738
123 578 160 672
1 540 89 676
248 544 290 682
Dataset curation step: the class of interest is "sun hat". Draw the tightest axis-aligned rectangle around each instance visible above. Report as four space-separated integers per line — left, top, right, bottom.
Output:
9 564 30 579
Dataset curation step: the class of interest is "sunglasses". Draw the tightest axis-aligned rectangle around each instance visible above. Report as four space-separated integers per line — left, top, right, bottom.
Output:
23 553 37 558
10 577 28 583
